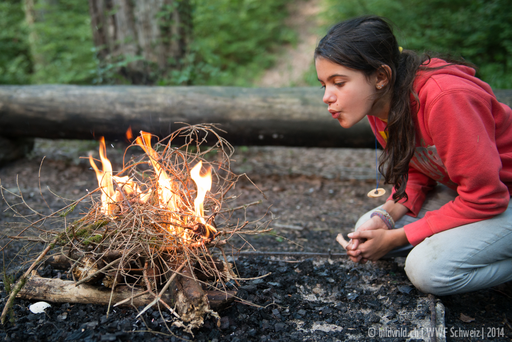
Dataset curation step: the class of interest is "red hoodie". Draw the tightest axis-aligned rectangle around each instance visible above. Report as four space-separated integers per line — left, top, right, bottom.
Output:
368 58 512 245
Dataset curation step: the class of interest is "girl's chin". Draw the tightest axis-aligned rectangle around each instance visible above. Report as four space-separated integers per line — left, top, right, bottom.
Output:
338 120 355 129
338 115 367 129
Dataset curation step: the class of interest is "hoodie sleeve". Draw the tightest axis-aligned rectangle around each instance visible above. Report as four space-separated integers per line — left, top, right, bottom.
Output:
403 88 510 245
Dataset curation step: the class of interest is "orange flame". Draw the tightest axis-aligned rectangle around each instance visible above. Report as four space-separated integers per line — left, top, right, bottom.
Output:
190 161 211 223
89 131 216 243
126 127 133 141
89 137 114 215
135 131 182 211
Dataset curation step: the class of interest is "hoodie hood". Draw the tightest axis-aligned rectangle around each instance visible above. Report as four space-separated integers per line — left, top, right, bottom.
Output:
413 58 494 97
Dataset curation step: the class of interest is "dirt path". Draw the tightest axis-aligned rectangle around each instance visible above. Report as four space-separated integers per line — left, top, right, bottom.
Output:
257 0 324 87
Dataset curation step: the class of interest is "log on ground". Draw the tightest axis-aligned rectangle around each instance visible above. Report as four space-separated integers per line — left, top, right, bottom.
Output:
0 85 373 147
17 273 235 311
2 86 510 148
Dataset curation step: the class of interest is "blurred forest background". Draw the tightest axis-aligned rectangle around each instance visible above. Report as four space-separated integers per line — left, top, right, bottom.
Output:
1 0 511 89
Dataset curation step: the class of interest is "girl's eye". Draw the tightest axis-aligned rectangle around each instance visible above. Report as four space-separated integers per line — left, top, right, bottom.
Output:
334 82 345 87
320 85 326 89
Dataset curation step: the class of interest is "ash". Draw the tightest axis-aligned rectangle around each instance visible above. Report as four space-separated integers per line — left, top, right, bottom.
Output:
1 141 511 341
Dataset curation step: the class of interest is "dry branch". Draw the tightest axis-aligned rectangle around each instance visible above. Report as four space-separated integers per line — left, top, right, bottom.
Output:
16 272 235 311
1 241 54 324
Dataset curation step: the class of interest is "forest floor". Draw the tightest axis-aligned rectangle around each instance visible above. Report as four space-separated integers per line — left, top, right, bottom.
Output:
0 139 511 341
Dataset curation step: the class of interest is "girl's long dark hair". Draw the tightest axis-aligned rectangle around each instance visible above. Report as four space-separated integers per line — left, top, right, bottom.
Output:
315 15 469 202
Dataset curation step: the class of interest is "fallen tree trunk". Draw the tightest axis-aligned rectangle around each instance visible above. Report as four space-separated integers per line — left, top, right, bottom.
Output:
0 85 373 147
2 86 511 148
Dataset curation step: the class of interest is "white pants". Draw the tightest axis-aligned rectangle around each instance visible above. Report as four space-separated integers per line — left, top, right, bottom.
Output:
356 185 512 296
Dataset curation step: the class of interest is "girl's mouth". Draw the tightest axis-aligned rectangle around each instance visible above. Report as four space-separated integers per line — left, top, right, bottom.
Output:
328 109 340 119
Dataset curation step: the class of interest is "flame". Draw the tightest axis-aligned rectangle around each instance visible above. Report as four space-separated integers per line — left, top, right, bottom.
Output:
126 127 133 141
89 131 216 244
190 161 211 223
135 131 182 211
89 137 114 215
191 161 217 237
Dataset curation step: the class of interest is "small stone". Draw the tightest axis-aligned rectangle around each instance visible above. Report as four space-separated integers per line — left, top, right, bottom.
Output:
57 312 68 321
251 279 264 286
261 320 270 331
100 334 117 341
85 320 98 329
398 285 413 294
347 292 359 301
220 316 230 330
268 282 281 287
366 313 381 324
241 284 257 293
26 314 38 321
274 323 287 332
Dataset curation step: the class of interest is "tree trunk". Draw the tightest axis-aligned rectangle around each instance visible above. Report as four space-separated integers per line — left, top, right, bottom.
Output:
0 85 374 148
23 0 45 70
88 0 192 84
2 86 511 148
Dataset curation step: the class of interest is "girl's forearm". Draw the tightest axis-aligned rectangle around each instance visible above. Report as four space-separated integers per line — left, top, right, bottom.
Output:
381 200 409 223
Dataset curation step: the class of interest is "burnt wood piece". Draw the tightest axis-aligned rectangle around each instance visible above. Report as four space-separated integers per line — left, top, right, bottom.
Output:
205 289 236 310
0 85 374 148
72 256 105 285
45 255 73 270
174 264 210 323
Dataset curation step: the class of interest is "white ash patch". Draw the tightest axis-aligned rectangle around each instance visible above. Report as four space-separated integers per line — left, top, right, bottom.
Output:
292 319 344 333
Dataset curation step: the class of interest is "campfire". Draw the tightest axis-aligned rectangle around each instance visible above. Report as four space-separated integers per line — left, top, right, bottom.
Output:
1 124 268 334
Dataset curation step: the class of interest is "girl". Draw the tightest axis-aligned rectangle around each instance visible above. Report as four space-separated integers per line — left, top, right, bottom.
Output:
315 15 512 295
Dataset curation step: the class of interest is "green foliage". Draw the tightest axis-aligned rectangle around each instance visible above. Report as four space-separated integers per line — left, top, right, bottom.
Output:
0 1 32 84
318 0 512 89
82 234 103 246
29 0 97 84
1 0 294 86
158 0 296 86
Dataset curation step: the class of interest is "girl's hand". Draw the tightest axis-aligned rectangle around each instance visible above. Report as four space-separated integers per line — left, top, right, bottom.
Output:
346 228 408 262
345 215 388 256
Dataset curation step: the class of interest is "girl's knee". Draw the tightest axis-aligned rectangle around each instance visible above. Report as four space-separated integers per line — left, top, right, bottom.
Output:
404 249 436 294
404 245 456 296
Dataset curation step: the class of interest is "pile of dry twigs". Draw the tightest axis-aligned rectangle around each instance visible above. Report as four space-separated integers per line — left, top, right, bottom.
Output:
0 124 269 334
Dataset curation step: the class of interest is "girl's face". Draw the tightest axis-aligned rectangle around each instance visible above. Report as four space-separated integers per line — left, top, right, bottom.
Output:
315 57 388 128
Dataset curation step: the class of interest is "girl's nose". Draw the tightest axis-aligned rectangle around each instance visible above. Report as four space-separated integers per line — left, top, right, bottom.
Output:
323 90 336 105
